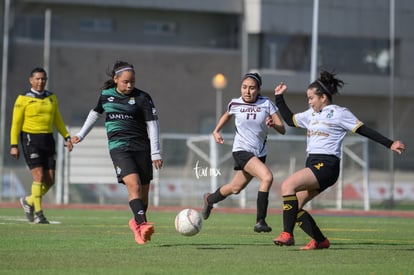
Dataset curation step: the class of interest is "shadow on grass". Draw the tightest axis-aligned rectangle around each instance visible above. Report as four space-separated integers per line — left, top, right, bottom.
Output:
322 241 414 251
157 241 414 252
157 242 270 249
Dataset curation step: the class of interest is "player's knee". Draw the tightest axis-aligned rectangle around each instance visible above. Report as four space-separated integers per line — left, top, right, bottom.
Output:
280 181 294 195
260 172 273 188
231 186 243 194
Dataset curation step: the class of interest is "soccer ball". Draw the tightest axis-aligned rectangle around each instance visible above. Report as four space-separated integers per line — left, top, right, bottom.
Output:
174 208 203 236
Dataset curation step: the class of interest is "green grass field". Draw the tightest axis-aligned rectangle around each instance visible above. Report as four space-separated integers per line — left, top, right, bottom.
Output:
1 207 413 275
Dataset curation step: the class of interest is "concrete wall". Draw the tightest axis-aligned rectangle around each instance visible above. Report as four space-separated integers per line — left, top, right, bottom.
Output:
6 43 242 132
2 0 413 171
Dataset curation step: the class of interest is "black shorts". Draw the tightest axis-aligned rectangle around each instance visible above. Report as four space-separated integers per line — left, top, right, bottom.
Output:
20 132 56 170
109 149 153 185
306 154 340 192
232 151 266 171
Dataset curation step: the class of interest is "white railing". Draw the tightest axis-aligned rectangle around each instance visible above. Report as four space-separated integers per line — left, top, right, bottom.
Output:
56 128 369 210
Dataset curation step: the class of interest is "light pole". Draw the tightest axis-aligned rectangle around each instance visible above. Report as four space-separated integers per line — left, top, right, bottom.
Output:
210 73 227 193
0 0 11 201
387 0 395 209
212 73 227 122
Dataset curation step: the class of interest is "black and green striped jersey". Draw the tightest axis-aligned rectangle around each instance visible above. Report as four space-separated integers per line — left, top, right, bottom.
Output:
93 87 158 151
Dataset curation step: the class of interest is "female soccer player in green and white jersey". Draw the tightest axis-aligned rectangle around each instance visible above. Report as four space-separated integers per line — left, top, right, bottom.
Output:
273 70 405 250
72 61 162 245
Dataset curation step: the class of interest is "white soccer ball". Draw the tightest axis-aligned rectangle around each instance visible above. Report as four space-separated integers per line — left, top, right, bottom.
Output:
174 208 203 236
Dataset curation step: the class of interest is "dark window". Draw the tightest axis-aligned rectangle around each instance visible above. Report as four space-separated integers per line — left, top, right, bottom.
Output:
15 16 45 39
261 33 395 75
143 21 177 36
79 18 113 32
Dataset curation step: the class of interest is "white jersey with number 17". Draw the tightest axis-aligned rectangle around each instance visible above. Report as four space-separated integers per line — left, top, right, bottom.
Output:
228 96 278 157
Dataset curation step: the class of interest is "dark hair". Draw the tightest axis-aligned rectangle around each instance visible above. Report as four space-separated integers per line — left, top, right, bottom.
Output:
242 72 262 89
30 67 47 77
102 61 135 89
308 70 344 101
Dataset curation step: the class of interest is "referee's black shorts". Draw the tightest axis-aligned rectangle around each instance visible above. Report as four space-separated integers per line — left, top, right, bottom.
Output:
20 132 56 170
306 154 340 192
109 148 153 185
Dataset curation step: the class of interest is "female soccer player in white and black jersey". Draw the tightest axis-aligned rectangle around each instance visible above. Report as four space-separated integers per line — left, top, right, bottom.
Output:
72 61 162 245
272 70 405 250
202 72 286 233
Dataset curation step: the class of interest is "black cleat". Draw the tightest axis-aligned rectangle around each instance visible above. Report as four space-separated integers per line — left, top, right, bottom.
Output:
34 211 50 224
254 220 272 233
202 193 213 220
20 197 34 222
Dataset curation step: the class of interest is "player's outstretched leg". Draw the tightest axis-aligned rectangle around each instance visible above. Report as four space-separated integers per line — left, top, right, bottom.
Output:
296 209 330 250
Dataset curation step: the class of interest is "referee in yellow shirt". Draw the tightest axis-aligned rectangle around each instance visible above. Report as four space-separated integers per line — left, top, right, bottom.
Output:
10 67 73 224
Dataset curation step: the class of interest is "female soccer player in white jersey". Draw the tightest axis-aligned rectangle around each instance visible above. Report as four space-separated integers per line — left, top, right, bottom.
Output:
202 72 286 233
272 70 405 250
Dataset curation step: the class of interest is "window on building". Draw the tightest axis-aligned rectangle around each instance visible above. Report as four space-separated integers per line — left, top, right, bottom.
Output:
79 18 113 32
319 36 393 75
15 15 46 39
261 34 396 75
261 34 310 71
143 21 177 36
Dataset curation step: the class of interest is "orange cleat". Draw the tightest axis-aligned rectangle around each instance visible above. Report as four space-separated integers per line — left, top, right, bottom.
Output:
129 218 154 245
300 238 330 250
273 231 295 246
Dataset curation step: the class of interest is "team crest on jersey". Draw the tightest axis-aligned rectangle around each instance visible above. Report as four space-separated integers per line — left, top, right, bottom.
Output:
128 97 135 105
326 109 334 118
314 162 324 170
116 166 122 175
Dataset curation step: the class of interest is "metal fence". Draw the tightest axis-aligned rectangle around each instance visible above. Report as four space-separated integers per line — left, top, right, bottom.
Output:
58 128 370 210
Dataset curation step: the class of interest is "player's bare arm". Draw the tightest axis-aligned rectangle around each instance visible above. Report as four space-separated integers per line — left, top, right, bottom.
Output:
213 111 231 144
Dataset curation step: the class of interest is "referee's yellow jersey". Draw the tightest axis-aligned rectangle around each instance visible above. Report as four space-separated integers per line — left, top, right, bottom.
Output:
10 91 70 146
